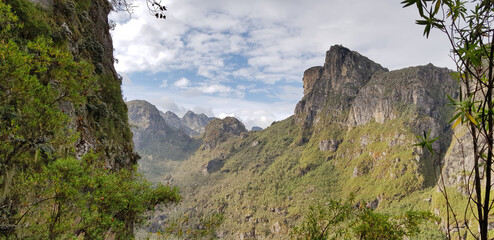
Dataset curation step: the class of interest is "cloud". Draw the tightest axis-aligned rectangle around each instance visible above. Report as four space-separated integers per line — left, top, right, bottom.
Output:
198 83 232 94
173 77 190 88
192 106 214 117
159 79 168 88
113 0 456 130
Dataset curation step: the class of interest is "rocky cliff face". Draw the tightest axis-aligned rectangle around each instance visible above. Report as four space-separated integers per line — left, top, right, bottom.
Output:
295 45 388 129
348 64 457 153
182 110 212 135
161 110 213 137
24 0 136 168
202 117 247 149
126 100 195 160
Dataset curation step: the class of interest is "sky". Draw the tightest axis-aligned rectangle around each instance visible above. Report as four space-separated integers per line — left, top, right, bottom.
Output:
109 0 454 129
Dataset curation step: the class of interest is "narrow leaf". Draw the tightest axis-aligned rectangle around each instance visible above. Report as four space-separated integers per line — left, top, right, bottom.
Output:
465 112 478 126
452 117 461 129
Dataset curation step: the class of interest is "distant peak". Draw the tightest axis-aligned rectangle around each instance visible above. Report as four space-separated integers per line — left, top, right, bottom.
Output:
163 111 179 118
184 110 196 117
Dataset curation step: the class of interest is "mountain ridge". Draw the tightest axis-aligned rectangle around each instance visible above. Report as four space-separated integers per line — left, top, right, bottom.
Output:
135 45 461 239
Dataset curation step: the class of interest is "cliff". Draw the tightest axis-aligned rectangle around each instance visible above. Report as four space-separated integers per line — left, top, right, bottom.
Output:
0 0 149 237
20 0 136 168
295 45 388 130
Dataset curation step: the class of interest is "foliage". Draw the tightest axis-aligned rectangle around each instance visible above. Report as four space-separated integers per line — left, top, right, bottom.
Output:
0 1 181 238
402 0 494 239
162 213 224 239
414 130 439 154
13 155 180 239
292 199 353 240
5 0 53 40
110 0 167 19
292 198 437 240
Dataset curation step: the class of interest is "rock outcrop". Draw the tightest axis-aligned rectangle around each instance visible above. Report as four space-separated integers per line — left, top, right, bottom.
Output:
202 117 247 149
348 64 457 153
182 110 212 135
295 45 388 129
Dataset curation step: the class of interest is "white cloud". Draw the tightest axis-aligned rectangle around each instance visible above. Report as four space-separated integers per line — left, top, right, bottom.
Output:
159 79 168 88
173 77 190 88
114 0 456 129
198 83 232 94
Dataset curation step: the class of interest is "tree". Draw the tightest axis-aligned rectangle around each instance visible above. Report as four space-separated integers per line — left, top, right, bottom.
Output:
402 0 494 239
0 1 180 237
291 198 436 240
111 0 168 19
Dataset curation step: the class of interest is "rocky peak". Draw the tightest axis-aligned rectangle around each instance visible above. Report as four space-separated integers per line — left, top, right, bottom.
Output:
295 45 388 129
126 100 162 131
126 100 191 150
202 117 247 149
160 111 197 137
182 110 212 134
161 111 181 128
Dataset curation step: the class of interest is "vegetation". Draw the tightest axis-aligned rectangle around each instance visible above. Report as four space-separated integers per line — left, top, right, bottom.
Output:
0 0 180 238
402 0 494 239
292 198 437 240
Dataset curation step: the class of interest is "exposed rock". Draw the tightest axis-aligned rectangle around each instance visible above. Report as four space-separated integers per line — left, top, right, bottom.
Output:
366 198 379 209
160 111 183 130
182 110 212 135
352 167 360 178
318 139 340 152
126 100 197 161
202 117 247 149
295 45 388 129
28 0 137 168
160 111 201 137
203 159 224 174
271 222 282 235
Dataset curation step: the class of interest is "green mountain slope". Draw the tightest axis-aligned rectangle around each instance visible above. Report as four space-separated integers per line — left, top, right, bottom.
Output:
139 45 457 238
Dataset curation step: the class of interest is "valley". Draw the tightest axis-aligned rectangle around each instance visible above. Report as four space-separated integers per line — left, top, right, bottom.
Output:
131 45 459 239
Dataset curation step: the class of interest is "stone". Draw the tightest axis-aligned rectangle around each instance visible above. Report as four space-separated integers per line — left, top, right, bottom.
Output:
203 159 224 174
202 117 247 149
319 139 340 152
295 45 388 129
271 222 282 235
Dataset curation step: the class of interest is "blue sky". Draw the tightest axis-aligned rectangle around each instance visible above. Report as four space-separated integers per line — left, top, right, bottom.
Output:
110 0 454 129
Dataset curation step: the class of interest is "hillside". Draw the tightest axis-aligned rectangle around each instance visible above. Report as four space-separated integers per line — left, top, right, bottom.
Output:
136 45 458 238
126 100 202 182
0 0 179 238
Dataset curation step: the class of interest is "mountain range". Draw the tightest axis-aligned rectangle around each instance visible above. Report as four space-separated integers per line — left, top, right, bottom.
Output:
130 45 462 239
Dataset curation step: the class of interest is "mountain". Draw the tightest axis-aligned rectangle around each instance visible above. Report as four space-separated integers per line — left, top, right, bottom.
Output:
160 110 213 137
202 117 248 150
251 126 263 131
139 45 458 238
182 110 213 135
126 100 200 182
